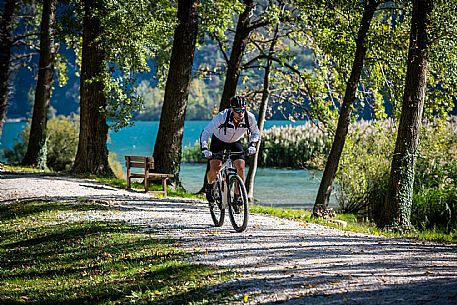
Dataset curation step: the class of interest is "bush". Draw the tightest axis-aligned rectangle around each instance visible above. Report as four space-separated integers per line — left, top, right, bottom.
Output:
336 117 457 232
336 119 395 215
3 115 79 171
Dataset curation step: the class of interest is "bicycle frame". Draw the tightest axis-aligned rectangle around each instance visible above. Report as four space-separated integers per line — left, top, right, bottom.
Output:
209 149 249 232
215 154 239 209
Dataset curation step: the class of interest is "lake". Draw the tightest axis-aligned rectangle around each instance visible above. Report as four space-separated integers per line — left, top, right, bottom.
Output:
0 120 337 209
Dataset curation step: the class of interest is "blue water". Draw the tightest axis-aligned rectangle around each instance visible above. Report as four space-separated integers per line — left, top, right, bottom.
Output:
1 120 336 209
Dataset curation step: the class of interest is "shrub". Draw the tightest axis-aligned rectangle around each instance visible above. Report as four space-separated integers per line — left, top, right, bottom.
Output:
336 119 395 215
336 117 457 232
3 115 79 171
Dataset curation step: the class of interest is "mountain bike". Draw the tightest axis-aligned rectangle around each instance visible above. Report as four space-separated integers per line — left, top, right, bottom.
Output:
208 150 249 232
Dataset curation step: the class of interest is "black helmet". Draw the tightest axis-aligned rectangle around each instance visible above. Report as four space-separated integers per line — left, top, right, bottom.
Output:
230 96 247 108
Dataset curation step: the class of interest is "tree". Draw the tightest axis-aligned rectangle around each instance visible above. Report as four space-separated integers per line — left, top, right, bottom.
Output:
72 0 113 176
22 0 58 168
0 0 18 139
153 0 199 184
245 23 279 201
313 0 379 217
381 0 433 230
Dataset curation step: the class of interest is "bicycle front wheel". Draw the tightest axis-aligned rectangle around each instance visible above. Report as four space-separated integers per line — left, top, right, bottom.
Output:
227 175 249 232
210 181 225 227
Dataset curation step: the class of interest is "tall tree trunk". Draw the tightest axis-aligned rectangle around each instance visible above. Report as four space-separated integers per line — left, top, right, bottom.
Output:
72 0 113 177
381 0 433 230
313 0 378 217
22 0 57 168
0 0 17 139
153 0 199 185
245 61 270 202
219 0 255 110
245 24 279 202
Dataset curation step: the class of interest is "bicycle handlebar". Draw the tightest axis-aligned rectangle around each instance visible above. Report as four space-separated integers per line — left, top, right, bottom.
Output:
210 150 248 160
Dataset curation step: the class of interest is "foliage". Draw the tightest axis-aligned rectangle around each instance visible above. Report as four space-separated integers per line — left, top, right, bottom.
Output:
3 115 79 171
336 119 396 214
257 123 331 168
108 152 124 179
57 0 176 130
336 117 457 232
0 201 233 304
135 79 221 121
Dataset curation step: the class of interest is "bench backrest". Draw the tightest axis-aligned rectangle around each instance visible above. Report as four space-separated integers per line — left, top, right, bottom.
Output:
125 156 154 171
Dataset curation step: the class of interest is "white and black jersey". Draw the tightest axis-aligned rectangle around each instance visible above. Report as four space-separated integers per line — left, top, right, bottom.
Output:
200 108 260 150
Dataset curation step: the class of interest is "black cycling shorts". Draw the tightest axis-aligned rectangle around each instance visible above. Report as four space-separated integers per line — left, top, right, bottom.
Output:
210 135 245 161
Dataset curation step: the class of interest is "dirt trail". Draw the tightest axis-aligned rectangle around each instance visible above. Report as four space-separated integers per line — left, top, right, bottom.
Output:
1 171 457 304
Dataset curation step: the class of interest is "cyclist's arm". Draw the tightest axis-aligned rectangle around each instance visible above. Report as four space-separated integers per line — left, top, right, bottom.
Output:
247 112 260 145
200 111 226 150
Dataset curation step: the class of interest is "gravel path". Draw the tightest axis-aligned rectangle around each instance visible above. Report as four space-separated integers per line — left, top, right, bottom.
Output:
1 170 457 304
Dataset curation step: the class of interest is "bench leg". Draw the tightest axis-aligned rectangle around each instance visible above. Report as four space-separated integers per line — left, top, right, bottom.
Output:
144 178 149 192
162 178 167 197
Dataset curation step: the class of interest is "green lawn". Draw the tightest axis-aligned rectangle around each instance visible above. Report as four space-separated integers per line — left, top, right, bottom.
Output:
250 205 457 244
0 201 234 305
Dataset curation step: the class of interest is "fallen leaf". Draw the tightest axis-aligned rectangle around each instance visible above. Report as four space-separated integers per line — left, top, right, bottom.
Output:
243 294 249 303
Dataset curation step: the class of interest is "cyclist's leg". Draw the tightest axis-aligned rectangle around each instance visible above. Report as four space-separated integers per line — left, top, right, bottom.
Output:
229 140 245 179
206 136 226 202
230 141 246 199
207 159 222 184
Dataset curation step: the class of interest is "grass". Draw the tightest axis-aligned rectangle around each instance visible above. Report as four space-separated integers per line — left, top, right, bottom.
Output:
250 205 457 244
94 176 205 200
0 201 234 305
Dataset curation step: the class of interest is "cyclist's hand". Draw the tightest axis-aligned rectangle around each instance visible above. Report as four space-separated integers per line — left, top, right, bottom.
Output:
202 149 213 159
248 146 256 155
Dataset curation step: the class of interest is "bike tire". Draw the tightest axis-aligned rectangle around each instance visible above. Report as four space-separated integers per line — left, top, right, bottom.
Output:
210 181 225 227
227 175 249 232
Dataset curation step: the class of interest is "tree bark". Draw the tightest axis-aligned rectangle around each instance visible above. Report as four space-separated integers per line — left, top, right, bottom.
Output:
72 0 113 177
22 0 57 168
219 0 255 110
381 0 433 230
153 0 199 185
0 0 17 139
313 0 378 217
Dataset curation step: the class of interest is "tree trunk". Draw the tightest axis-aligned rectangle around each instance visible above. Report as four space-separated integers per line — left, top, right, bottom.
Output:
381 0 433 230
22 0 57 168
0 0 17 139
313 0 378 217
245 62 269 202
218 0 255 110
72 0 113 177
153 0 199 185
245 24 279 202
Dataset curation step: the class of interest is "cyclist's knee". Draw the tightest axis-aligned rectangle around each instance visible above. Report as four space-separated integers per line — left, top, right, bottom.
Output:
234 159 245 170
210 159 222 171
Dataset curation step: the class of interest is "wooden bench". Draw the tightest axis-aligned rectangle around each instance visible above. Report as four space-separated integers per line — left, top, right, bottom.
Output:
124 155 174 197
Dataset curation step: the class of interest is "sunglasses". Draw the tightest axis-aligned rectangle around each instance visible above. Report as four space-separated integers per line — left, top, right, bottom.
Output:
233 108 245 114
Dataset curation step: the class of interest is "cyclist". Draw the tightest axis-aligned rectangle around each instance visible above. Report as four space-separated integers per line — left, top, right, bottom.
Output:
200 96 260 204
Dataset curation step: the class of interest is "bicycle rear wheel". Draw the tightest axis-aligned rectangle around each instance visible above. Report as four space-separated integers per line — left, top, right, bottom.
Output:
210 181 225 227
227 175 249 232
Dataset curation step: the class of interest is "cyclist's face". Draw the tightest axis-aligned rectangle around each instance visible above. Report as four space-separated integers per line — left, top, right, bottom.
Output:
232 107 245 120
